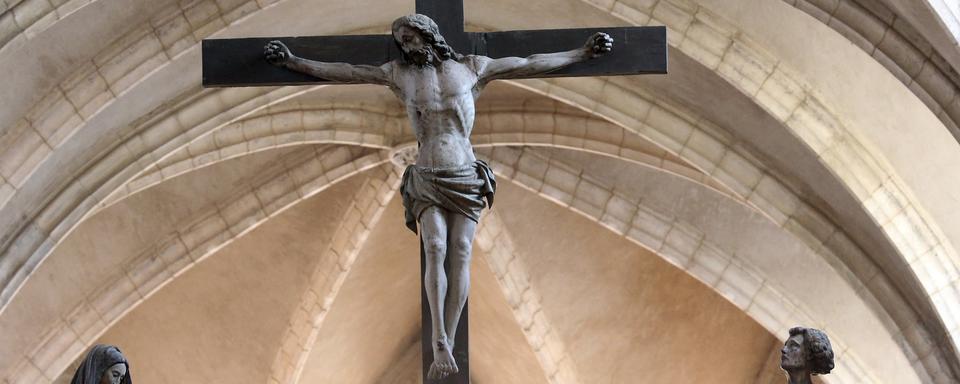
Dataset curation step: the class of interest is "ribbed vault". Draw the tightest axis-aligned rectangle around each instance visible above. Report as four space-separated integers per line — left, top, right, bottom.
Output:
2 0 960 383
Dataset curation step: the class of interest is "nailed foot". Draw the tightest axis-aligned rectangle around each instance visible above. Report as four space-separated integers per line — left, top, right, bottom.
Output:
427 338 458 380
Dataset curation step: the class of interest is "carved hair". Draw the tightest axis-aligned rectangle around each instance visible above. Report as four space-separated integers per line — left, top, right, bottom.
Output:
391 14 462 63
789 327 835 375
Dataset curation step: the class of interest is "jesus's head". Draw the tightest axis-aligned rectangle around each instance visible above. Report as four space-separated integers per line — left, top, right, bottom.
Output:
392 14 461 66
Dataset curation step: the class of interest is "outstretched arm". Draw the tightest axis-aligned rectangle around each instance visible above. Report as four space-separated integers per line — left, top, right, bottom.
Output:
264 40 393 86
475 32 613 83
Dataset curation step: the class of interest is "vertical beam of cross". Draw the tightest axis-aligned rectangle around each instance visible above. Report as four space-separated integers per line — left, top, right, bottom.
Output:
415 0 464 35
414 3 470 381
416 0 469 53
420 238 471 384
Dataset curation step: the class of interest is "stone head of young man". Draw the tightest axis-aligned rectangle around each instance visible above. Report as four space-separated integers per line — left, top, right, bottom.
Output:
780 327 834 384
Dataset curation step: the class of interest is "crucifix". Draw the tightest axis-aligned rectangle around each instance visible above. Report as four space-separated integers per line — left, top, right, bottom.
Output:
202 1 666 382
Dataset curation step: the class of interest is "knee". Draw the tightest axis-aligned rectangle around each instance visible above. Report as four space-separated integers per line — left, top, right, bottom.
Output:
449 236 473 263
451 235 473 253
423 235 447 256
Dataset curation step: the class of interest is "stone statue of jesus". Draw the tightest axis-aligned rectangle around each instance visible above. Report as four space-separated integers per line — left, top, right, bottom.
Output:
265 14 612 380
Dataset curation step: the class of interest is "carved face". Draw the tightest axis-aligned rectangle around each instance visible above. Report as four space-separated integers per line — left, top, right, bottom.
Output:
780 334 806 371
394 26 433 64
99 363 127 384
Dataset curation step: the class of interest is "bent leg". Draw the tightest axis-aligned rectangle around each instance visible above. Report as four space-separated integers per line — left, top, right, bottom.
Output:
420 206 457 379
444 212 477 347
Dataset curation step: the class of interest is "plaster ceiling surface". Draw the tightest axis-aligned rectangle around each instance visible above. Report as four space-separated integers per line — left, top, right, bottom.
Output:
492 181 779 383
0 146 320 371
66 168 370 384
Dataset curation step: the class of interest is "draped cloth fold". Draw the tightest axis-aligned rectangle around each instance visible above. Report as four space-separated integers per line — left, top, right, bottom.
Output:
400 160 496 233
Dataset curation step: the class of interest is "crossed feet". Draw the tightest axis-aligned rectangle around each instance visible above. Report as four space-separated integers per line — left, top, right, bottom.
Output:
427 337 458 380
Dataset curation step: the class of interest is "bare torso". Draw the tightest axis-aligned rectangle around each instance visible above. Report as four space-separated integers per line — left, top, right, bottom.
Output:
390 58 481 168
263 25 613 381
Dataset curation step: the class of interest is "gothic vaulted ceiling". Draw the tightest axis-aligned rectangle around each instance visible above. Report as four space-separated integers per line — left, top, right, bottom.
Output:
1 0 960 383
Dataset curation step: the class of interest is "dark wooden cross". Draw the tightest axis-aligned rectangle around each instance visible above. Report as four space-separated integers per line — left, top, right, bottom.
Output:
202 1 665 382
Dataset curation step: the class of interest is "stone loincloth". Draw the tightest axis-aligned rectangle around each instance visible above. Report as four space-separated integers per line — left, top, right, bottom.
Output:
400 160 496 234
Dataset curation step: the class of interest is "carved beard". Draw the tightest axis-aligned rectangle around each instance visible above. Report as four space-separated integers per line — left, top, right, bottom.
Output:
409 47 435 67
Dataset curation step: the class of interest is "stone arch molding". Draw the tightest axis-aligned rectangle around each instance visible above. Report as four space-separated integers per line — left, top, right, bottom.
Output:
483 146 888 383
6 145 395 384
781 0 960 140
264 167 402 384
6 142 902 384
106 89 935 377
2 112 934 384
0 95 713 383
0 70 954 383
104 91 951 383
0 73 720 319
92 88 940 383
100 104 717 210
0 0 949 328
0 93 915 382
530 0 960 376
0 0 959 380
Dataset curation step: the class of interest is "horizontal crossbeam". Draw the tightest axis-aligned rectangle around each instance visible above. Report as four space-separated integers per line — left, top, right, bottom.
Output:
202 26 666 87
202 35 400 87
478 26 667 78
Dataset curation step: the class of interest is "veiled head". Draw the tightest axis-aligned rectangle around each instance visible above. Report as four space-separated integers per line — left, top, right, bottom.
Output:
70 344 132 384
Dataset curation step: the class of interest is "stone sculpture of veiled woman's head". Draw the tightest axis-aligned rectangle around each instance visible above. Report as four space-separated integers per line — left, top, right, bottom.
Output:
70 344 132 384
